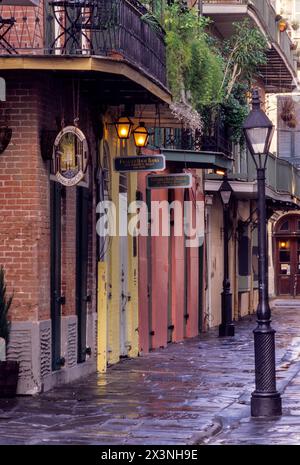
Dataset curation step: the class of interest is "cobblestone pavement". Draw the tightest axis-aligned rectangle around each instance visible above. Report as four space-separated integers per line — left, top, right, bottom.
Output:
1 301 300 445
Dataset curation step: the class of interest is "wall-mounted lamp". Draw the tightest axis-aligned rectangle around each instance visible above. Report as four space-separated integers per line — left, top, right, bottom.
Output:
278 18 288 32
114 116 133 140
215 168 226 176
133 122 149 148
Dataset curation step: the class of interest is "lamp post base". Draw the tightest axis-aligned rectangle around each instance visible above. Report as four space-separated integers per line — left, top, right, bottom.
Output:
219 323 235 337
219 290 235 337
251 391 282 418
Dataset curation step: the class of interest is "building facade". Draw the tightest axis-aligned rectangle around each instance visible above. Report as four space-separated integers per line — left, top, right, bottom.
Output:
202 0 300 327
1 0 299 395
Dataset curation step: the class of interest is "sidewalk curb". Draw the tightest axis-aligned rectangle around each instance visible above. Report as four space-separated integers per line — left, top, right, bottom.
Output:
191 420 223 445
197 342 300 444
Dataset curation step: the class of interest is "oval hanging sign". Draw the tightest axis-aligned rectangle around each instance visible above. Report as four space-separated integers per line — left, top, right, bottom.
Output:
52 126 89 187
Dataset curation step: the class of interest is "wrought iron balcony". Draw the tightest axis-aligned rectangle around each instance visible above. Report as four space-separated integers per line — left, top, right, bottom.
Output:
203 0 297 90
246 152 300 201
206 151 300 205
201 120 232 157
0 0 167 87
153 124 232 157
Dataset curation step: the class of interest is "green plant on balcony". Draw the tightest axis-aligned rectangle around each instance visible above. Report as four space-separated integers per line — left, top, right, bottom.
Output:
221 20 268 100
141 1 224 130
219 20 268 144
165 3 224 108
141 3 267 145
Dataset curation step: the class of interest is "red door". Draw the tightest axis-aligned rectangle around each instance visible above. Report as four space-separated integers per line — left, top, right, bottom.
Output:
275 215 300 297
277 239 292 295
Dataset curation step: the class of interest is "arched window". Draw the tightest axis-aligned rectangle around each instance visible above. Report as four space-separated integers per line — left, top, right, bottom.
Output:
279 220 289 232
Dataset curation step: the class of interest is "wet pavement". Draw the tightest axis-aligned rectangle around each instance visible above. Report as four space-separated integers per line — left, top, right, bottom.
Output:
1 301 300 445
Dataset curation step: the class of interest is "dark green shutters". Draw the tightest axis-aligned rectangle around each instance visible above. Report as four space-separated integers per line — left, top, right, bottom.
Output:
76 186 89 363
50 181 63 371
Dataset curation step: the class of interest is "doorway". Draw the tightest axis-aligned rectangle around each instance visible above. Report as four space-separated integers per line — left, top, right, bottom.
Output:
76 186 89 363
275 214 300 297
119 171 129 357
50 181 63 371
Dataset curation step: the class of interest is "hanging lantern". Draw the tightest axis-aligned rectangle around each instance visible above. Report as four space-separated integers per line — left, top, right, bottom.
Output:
114 116 133 140
133 122 149 148
214 168 226 176
278 19 288 32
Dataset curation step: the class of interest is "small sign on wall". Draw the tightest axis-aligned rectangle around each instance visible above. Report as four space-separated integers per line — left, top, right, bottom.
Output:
52 126 89 187
114 155 166 173
147 173 193 190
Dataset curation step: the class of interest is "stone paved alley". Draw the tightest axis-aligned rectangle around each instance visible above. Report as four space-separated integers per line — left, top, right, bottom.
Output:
1 301 300 445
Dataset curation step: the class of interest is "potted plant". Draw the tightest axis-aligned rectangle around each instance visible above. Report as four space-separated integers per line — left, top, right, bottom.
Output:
0 266 19 398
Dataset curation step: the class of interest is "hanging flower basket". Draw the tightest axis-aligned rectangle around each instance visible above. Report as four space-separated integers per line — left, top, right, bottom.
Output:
287 117 297 128
280 98 296 123
0 127 12 155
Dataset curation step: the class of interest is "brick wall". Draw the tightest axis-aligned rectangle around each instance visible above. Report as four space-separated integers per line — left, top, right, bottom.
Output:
0 3 44 54
0 73 49 322
0 71 97 325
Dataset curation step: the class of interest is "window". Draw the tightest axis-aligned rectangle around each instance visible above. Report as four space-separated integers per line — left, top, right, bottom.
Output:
294 0 300 36
278 129 300 164
280 220 289 231
238 222 251 291
278 130 293 158
296 0 300 21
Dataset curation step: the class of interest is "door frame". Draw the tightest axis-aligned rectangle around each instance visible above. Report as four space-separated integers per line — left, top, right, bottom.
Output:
274 214 300 297
76 185 90 363
50 181 64 371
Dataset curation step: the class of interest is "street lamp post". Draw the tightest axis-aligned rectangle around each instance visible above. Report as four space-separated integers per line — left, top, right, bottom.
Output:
219 176 235 338
243 89 282 418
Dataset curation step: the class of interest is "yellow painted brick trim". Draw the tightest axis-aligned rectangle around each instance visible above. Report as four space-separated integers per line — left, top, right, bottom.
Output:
97 261 108 373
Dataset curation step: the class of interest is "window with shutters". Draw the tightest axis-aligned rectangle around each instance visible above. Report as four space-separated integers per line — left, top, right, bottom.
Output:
278 129 300 160
295 0 300 36
278 130 293 158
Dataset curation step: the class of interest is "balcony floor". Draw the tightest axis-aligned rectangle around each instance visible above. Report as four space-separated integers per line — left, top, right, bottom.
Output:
0 55 171 105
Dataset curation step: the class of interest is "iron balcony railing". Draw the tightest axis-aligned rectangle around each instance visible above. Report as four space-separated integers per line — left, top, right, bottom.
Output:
240 152 300 200
0 0 167 87
151 126 232 157
203 0 296 74
207 152 300 201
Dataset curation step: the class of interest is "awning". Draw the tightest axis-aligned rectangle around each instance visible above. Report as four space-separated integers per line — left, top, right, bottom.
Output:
162 149 233 170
